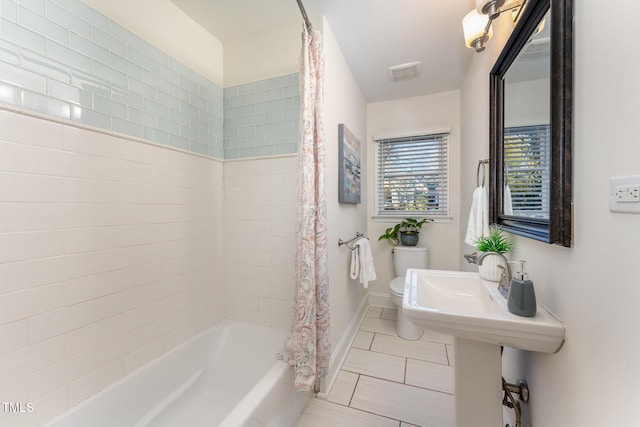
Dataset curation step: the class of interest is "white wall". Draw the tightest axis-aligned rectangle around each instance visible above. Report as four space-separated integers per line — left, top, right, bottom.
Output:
224 23 303 88
223 16 323 88
367 91 461 296
462 2 640 425
82 0 224 85
0 111 224 427
220 21 303 330
322 16 369 373
222 157 296 330
459 14 515 272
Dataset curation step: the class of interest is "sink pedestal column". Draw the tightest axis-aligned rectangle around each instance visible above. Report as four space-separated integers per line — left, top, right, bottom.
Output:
454 338 502 427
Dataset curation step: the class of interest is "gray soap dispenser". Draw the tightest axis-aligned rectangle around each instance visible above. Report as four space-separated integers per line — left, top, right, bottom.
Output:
507 261 537 317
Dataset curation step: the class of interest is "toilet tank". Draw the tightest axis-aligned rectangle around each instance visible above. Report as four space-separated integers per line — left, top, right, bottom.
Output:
393 246 429 276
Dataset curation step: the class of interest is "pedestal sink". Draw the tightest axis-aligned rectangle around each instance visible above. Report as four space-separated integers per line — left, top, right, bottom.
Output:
402 269 565 427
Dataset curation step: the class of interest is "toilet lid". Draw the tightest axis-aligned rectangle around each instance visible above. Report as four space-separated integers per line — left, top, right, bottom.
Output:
390 277 406 295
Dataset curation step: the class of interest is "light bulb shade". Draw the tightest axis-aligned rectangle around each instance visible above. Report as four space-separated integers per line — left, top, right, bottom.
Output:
463 10 493 49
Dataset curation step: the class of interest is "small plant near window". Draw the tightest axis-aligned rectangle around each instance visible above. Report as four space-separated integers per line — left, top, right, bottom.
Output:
474 226 513 254
378 218 433 247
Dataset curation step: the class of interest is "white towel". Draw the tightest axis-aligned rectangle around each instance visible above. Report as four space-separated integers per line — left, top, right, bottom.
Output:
350 245 360 280
350 238 376 289
464 186 490 246
503 185 513 215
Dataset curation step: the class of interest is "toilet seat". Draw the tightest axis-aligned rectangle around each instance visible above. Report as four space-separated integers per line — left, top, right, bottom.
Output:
389 277 405 297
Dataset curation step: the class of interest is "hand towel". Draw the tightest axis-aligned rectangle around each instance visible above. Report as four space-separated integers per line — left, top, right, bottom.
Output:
351 238 376 289
350 244 360 280
503 184 514 215
464 186 489 246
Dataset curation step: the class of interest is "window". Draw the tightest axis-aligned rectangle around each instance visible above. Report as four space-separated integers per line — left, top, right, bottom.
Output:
503 124 551 218
376 132 449 217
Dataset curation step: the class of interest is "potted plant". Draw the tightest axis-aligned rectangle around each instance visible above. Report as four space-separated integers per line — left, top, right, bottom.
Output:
378 218 432 247
474 226 513 281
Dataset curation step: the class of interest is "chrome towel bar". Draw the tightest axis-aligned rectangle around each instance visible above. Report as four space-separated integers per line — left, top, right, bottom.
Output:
338 232 366 250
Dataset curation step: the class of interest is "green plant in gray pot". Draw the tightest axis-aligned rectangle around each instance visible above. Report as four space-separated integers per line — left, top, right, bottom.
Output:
378 218 432 247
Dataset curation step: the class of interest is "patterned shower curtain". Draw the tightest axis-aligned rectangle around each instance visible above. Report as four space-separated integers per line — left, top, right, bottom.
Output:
277 25 330 391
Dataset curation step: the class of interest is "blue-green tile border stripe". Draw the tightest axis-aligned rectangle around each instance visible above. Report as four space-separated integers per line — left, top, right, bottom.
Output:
0 0 299 160
223 74 300 160
0 0 224 158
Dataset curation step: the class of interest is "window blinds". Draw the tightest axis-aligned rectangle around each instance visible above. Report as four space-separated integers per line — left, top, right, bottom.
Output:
503 124 551 219
376 133 449 216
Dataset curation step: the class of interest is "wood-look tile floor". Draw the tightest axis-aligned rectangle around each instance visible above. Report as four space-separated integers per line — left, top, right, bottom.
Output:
297 306 456 427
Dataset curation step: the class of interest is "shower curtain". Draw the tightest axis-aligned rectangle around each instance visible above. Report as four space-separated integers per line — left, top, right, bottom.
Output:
278 24 330 391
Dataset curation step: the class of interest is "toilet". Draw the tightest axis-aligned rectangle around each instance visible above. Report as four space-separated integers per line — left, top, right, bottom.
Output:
389 246 428 340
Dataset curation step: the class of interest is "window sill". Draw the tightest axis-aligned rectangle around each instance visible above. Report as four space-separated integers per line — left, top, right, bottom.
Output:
372 215 453 224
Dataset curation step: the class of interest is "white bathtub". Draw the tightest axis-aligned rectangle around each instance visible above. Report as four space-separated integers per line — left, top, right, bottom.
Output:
45 320 311 427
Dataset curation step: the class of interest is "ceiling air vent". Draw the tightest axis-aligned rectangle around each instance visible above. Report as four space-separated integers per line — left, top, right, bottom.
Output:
388 62 421 82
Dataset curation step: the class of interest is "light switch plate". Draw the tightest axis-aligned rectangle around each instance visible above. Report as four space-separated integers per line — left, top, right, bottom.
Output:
610 175 640 213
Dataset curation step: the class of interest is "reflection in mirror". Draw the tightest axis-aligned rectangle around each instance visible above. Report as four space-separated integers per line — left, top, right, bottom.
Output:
502 10 551 220
489 0 573 246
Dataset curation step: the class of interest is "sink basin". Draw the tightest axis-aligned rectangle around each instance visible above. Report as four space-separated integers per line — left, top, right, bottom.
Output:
403 269 565 353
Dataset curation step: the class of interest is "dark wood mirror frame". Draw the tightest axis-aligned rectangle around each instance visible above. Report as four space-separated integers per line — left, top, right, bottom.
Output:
489 0 573 247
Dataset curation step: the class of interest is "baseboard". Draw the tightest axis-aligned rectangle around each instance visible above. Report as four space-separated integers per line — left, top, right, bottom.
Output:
368 291 394 308
316 293 369 399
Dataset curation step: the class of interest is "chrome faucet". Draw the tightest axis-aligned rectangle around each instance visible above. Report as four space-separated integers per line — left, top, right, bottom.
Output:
477 252 512 299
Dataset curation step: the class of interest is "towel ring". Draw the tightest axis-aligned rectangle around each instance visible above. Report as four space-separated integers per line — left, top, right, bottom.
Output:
477 159 489 187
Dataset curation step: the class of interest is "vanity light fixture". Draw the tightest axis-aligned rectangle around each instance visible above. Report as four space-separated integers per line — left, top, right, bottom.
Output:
477 0 506 20
463 0 525 53
463 10 493 52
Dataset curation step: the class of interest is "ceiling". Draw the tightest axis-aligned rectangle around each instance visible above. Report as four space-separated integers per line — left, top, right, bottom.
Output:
170 0 477 102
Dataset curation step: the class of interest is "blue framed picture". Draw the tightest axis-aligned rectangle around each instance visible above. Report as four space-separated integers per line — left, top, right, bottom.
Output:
338 124 361 204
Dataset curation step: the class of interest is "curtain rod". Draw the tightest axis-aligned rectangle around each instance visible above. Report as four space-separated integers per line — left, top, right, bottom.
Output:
295 0 313 33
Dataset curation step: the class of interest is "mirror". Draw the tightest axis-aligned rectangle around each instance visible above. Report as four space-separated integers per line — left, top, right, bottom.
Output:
489 0 573 246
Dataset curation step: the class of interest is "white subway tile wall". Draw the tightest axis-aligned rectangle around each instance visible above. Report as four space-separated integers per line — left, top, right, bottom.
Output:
0 0 224 158
0 109 225 426
224 74 300 159
223 157 297 330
